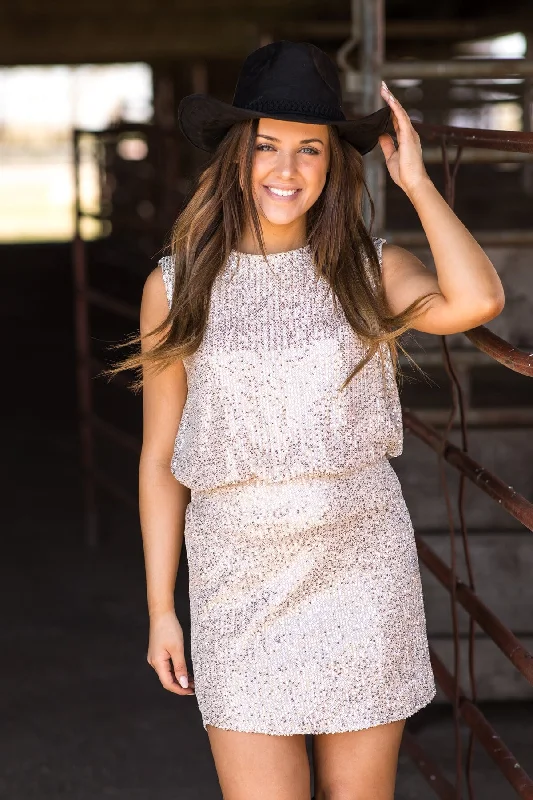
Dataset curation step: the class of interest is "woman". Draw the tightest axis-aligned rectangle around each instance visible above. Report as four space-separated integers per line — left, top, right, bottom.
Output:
127 41 504 800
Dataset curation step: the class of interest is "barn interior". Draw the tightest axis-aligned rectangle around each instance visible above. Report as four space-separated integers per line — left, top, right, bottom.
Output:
2 0 533 797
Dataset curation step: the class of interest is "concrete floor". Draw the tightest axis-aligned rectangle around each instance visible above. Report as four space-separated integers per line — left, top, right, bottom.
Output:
1 244 532 799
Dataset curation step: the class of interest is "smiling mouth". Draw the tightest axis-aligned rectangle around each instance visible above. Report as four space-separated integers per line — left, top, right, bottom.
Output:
263 186 302 199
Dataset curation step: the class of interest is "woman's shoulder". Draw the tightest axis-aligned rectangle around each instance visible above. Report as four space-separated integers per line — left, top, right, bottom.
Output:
140 265 172 329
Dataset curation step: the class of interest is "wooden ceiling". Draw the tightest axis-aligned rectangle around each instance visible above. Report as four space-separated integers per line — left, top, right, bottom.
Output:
0 0 532 65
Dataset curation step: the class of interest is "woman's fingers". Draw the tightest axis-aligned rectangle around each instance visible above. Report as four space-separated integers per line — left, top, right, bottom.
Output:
379 80 427 193
149 650 195 695
381 82 418 141
147 612 195 695
169 648 196 694
378 133 397 161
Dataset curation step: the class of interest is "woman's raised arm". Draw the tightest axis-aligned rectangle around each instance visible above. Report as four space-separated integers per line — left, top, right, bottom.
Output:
378 81 505 335
139 266 195 696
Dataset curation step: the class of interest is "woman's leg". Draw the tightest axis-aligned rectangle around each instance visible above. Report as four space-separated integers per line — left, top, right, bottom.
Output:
312 719 405 800
206 725 311 800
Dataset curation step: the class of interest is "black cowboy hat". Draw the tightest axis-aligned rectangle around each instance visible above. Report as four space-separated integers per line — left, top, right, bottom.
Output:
178 40 391 154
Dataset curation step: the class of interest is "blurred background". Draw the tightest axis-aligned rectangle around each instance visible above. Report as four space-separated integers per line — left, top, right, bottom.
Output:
2 1 533 798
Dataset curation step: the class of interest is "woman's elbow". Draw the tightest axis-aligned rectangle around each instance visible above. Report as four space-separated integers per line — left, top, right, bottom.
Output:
475 288 505 325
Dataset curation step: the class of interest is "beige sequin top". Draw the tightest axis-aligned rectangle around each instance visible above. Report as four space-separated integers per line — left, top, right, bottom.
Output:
159 237 403 492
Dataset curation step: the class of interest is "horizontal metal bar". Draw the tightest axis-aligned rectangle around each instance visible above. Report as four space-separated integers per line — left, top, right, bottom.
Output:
416 536 533 684
400 348 491 367
400 731 457 800
388 230 533 247
74 123 180 139
464 326 533 377
430 648 533 798
91 414 141 455
403 410 533 531
422 147 533 164
87 288 139 322
76 207 162 231
92 469 138 511
414 122 533 153
410 407 533 429
384 59 533 80
282 18 529 41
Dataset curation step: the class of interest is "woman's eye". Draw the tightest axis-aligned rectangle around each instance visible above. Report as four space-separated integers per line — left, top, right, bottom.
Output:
255 144 320 155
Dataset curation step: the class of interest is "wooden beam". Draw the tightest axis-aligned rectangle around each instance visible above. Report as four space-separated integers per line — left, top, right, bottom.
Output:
3 0 309 15
282 18 533 40
1 10 533 65
0 20 263 64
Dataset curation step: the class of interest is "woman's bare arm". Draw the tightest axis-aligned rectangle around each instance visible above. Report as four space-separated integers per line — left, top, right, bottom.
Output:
378 82 505 335
139 265 194 696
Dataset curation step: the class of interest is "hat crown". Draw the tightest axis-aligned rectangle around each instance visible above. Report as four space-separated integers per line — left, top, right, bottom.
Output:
232 41 346 122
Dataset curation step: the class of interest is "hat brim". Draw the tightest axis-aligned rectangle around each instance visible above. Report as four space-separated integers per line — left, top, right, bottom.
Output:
178 94 391 155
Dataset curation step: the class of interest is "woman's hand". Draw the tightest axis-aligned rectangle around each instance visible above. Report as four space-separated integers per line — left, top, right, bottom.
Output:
147 610 195 695
378 81 430 197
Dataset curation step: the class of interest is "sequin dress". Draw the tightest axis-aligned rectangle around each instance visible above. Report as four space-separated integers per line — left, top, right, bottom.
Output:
159 238 436 735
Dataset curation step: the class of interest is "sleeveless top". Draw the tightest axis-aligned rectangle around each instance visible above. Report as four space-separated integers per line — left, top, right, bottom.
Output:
159 237 403 492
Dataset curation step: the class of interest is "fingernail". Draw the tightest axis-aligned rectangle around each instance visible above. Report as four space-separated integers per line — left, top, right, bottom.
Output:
178 675 189 688
382 80 395 101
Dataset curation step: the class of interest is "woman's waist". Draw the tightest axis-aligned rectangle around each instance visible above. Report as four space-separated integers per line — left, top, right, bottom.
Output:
188 456 394 501
184 457 409 537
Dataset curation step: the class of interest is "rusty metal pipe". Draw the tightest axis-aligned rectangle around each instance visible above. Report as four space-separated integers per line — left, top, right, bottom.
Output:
87 289 139 322
416 536 533 684
72 130 98 548
401 731 457 800
415 123 533 153
430 649 533 798
91 414 141 455
422 147 533 163
403 410 533 531
464 326 533 377
93 470 138 511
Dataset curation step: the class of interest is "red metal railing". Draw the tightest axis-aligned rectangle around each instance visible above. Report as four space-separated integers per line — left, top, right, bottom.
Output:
397 122 533 799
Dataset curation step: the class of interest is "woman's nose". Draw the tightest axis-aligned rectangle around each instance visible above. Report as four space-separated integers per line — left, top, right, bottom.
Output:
276 150 296 178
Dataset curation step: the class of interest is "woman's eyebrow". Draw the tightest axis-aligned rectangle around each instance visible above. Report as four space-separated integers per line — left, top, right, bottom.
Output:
256 134 324 145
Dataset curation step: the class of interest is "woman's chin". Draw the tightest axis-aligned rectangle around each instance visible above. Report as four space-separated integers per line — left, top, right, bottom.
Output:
259 205 305 227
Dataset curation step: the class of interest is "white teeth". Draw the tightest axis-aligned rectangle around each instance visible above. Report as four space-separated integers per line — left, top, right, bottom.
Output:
268 187 298 197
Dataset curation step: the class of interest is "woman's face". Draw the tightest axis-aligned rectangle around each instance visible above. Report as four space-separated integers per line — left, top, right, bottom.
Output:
250 117 330 228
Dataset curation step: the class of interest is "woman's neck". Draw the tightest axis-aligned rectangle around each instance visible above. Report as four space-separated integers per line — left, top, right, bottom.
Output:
238 219 307 255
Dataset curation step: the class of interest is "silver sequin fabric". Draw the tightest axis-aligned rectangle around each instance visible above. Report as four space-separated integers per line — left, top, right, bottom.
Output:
159 239 436 735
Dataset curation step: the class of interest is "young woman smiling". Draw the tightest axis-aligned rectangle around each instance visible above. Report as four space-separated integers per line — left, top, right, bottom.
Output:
116 41 504 800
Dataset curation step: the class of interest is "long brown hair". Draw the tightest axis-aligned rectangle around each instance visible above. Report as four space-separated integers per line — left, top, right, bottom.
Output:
110 118 434 391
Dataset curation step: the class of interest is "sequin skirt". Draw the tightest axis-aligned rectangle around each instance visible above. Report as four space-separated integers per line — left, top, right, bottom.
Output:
184 457 436 735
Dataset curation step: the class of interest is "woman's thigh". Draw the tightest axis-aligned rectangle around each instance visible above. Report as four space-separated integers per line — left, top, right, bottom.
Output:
312 719 405 800
206 724 311 800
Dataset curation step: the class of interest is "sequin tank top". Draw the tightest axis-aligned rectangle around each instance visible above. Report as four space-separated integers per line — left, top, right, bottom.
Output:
159 237 403 491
